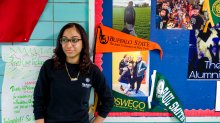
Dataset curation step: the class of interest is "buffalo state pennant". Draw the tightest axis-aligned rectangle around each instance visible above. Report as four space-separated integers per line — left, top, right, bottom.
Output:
0 0 48 42
95 24 163 59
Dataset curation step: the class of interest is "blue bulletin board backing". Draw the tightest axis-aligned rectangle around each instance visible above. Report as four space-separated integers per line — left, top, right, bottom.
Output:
102 0 216 111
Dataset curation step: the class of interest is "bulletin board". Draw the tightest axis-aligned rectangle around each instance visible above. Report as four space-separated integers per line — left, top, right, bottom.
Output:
0 0 219 122
98 0 220 119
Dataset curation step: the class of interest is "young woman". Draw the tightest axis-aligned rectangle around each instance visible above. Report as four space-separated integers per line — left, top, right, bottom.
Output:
118 63 133 95
33 23 114 123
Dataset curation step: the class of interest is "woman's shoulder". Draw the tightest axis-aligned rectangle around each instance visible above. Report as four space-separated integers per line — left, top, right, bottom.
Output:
90 63 106 76
43 58 54 65
41 58 54 69
90 63 101 72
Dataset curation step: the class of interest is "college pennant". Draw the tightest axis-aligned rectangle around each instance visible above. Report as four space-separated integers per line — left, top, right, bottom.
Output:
111 90 148 112
95 24 163 59
203 0 220 32
0 0 48 42
148 70 186 123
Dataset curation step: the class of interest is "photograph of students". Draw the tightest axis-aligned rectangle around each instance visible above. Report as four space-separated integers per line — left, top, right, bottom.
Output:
156 0 205 30
112 51 149 97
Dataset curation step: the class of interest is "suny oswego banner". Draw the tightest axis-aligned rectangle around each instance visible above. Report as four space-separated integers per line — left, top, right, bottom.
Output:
95 24 163 58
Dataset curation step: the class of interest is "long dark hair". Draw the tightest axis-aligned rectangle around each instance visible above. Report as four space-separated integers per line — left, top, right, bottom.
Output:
53 23 92 75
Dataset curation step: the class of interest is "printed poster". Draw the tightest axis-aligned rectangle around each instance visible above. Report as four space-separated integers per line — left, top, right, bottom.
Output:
1 46 53 123
112 51 149 97
188 24 220 79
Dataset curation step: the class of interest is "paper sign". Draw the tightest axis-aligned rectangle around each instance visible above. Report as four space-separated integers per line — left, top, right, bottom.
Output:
215 81 220 111
1 46 53 123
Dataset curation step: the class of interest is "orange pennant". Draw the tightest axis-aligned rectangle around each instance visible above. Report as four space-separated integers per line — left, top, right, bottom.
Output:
95 24 163 59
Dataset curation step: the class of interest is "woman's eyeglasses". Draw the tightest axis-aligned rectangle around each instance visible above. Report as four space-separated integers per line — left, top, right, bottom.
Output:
60 38 82 45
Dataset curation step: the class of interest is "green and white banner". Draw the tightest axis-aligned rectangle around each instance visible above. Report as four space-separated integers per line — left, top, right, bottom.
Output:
148 70 186 123
203 0 220 32
208 0 220 26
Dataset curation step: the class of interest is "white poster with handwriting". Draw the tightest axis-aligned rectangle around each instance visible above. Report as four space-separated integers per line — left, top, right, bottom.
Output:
1 46 53 123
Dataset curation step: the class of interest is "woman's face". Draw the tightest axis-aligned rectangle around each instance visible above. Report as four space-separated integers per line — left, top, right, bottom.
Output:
61 27 83 61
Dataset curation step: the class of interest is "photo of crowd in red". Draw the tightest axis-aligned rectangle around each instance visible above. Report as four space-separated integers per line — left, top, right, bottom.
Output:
156 0 205 30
